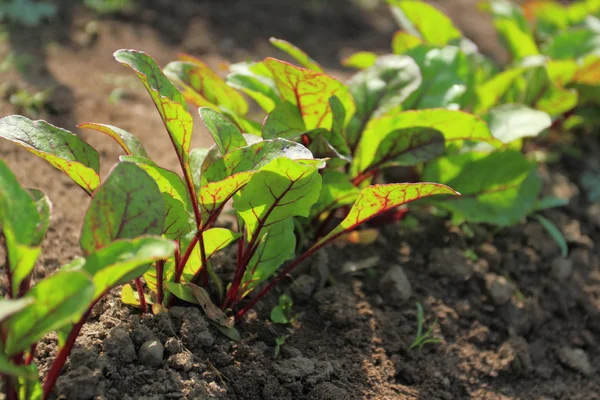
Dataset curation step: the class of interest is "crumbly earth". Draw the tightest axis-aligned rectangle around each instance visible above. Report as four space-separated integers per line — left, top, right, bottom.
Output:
1 1 599 399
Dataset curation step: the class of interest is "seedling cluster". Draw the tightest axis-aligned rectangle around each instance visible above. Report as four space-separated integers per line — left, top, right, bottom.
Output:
2 0 599 398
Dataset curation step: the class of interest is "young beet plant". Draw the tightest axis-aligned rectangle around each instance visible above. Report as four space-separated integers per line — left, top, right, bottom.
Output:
0 49 457 399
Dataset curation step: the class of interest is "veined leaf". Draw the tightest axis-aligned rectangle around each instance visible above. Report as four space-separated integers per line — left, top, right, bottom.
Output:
172 54 248 115
199 107 247 155
4 270 95 356
341 51 378 69
114 49 193 167
145 258 175 295
187 283 233 328
0 116 100 194
485 104 552 144
234 157 322 238
312 183 458 249
348 54 422 127
241 219 296 296
227 60 280 113
313 171 360 216
269 37 324 72
0 160 42 296
80 162 165 255
388 0 461 46
78 122 149 157
262 101 307 140
67 236 175 301
391 31 423 54
354 127 445 177
264 57 355 130
201 138 316 183
181 228 240 281
422 150 542 226
199 172 254 224
352 108 501 176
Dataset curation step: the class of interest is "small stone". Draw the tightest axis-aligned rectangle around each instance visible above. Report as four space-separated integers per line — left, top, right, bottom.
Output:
290 274 317 303
273 356 315 381
281 345 302 359
378 265 412 304
477 243 501 270
551 258 573 280
557 347 593 376
168 352 193 371
429 248 474 281
139 340 164 367
485 273 515 305
103 327 136 363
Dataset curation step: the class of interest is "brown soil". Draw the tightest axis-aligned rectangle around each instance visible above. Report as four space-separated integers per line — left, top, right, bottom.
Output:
1 1 599 399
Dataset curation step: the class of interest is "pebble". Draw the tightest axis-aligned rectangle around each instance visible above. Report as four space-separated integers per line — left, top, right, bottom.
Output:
485 273 515 305
378 265 412 304
429 248 474 281
556 347 593 376
139 339 164 367
550 258 573 280
290 274 317 303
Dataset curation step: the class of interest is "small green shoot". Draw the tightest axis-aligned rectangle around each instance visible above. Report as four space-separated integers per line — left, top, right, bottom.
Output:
270 294 294 325
274 335 286 358
409 302 442 351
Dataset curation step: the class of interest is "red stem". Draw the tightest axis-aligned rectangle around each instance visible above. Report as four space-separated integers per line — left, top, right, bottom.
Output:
5 376 17 400
174 233 200 282
23 343 37 366
134 278 147 313
156 260 165 305
351 168 378 186
42 307 93 400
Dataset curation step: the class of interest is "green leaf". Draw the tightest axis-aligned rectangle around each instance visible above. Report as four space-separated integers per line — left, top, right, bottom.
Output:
226 63 280 113
0 352 36 378
5 270 94 356
348 54 421 129
543 28 600 60
80 162 165 255
181 228 240 280
352 109 501 176
262 101 307 140
189 147 210 192
202 138 316 183
341 51 377 69
392 31 423 54
165 54 248 115
535 84 578 117
78 122 149 157
241 219 296 295
211 322 241 342
313 171 360 216
0 297 34 323
114 49 193 168
485 104 552 144
388 0 461 46
0 116 100 194
120 283 142 307
535 196 569 211
264 57 355 130
354 127 445 177
474 67 528 114
199 108 247 155
269 37 324 72
0 160 42 296
533 214 568 257
199 172 254 224
422 151 542 226
270 294 293 324
402 45 472 109
28 188 51 246
68 236 175 301
494 18 539 60
233 157 322 237
312 183 458 249
165 281 197 303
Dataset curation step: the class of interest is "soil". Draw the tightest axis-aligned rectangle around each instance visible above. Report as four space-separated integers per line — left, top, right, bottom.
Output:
1 1 600 399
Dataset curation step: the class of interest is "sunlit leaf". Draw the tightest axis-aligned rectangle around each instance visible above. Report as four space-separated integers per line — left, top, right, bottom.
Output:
0 116 100 193
181 228 241 280
262 101 306 139
78 122 149 157
474 67 528 114
114 49 193 168
264 57 355 130
199 172 254 223
392 31 423 54
226 60 280 113
543 28 600 60
485 104 552 144
269 37 324 72
199 107 247 155
341 51 378 69
388 0 461 46
313 171 360 216
28 188 51 246
494 18 539 60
